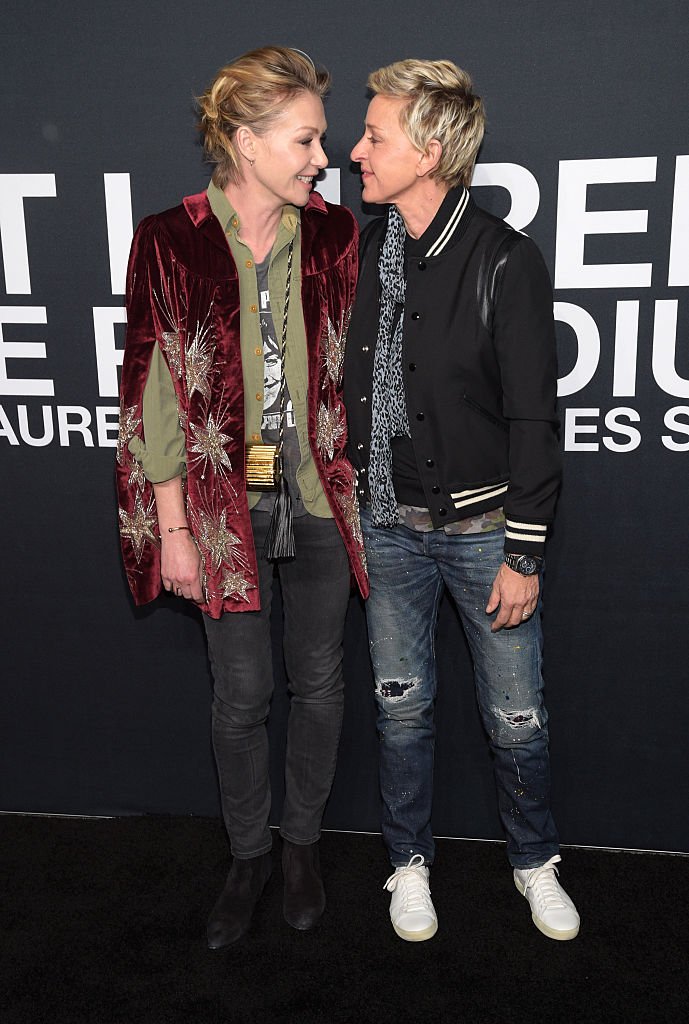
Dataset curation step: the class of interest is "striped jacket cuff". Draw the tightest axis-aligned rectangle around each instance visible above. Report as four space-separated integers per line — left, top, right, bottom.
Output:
504 516 548 549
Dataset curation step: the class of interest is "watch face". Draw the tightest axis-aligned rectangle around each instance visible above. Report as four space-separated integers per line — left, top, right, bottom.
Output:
519 556 539 575
506 553 542 575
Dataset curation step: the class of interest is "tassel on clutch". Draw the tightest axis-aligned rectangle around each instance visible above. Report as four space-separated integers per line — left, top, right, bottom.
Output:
264 472 296 560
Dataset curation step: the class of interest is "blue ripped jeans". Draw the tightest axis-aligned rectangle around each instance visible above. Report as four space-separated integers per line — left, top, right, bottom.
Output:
361 510 559 869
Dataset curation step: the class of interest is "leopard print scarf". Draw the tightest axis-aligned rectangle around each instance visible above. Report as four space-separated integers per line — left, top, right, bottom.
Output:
369 206 410 528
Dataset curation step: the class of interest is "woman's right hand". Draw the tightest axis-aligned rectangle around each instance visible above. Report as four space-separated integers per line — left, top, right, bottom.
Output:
160 530 204 602
151 477 204 602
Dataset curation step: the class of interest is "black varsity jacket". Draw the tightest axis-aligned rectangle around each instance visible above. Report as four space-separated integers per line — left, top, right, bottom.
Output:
343 187 562 556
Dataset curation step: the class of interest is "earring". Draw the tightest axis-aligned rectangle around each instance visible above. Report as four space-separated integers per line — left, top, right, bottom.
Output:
249 158 255 167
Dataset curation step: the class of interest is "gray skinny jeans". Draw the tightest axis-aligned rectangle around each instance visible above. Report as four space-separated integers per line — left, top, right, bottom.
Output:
203 509 351 859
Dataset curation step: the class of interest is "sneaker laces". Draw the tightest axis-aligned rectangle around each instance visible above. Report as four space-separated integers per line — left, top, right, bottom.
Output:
522 854 568 909
383 854 433 912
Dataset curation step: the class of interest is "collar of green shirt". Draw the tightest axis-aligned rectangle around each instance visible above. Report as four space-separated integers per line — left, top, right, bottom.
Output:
206 179 299 244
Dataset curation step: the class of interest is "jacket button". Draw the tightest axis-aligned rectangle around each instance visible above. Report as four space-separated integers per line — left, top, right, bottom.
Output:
357 442 364 450
256 392 263 401
360 395 367 403
438 507 447 516
408 362 416 371
416 412 424 421
411 312 420 320
432 485 440 494
418 260 427 271
250 304 258 313
426 458 434 468
362 345 369 352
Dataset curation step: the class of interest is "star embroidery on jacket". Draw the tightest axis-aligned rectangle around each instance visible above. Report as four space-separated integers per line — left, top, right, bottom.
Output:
128 457 146 491
185 316 215 402
195 509 244 573
189 414 232 479
119 491 158 563
336 479 365 549
220 569 255 603
324 307 352 385
317 400 346 461
116 404 142 466
161 331 182 379
153 281 186 382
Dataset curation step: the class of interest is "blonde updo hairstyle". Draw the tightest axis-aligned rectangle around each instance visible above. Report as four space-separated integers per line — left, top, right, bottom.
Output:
368 59 485 189
198 46 330 189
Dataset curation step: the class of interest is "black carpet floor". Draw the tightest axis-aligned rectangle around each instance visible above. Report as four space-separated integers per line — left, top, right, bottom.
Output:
2 814 687 1024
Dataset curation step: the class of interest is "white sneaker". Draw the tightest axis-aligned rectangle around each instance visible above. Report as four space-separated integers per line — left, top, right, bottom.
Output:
384 854 438 942
513 854 580 941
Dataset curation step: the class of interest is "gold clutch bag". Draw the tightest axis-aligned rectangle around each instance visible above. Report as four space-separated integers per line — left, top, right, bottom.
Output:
245 443 280 491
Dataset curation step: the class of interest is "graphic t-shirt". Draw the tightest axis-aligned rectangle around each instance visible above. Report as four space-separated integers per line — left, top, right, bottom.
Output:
254 255 305 516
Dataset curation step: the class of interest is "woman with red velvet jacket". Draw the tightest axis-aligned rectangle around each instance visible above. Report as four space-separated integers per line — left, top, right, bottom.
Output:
116 47 367 948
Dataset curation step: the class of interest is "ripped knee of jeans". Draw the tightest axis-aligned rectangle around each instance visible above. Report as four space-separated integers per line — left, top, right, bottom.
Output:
375 676 420 704
490 704 542 742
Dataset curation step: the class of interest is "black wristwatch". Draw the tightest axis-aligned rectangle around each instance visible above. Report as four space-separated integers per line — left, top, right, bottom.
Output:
504 553 543 576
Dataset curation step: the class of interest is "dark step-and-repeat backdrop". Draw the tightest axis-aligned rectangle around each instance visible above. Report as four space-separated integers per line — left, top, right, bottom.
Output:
2 1 687 852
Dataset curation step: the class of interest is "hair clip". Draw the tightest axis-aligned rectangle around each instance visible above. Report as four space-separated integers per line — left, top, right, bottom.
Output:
290 47 316 69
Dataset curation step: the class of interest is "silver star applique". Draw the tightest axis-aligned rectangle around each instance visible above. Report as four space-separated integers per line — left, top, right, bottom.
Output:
317 401 346 461
189 414 232 479
153 281 186 381
161 331 182 379
128 458 146 491
196 509 244 573
116 404 142 466
324 307 352 385
220 569 256 603
119 491 158 563
336 480 365 549
185 320 215 403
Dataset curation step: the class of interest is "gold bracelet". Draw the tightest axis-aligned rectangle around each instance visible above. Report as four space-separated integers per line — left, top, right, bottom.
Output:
167 526 191 533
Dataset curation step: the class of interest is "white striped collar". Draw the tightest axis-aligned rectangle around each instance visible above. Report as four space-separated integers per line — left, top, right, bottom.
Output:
424 187 471 257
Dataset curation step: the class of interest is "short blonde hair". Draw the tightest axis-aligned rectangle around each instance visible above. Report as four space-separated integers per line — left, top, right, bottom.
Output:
197 46 330 189
368 59 485 188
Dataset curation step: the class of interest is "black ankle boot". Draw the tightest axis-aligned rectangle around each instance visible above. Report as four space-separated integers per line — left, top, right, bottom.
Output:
281 839 326 930
207 852 272 949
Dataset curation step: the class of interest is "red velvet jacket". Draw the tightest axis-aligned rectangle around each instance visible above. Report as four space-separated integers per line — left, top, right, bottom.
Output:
116 190 369 617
